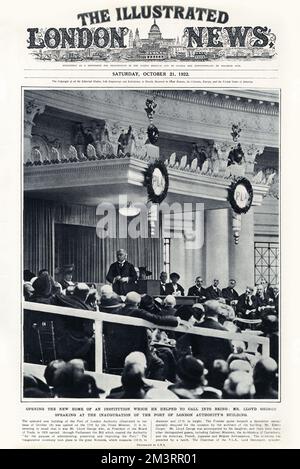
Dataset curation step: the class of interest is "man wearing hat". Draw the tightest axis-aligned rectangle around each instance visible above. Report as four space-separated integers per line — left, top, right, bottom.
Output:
99 286 124 314
168 355 221 399
59 264 75 291
106 249 137 296
165 272 184 296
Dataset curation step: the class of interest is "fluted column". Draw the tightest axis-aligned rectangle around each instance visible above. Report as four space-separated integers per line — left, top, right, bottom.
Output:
205 209 230 286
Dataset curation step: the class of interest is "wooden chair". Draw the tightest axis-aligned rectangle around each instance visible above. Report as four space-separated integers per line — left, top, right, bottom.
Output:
32 320 57 365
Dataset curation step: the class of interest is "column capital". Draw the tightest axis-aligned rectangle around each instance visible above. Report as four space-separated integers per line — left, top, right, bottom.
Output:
212 140 234 176
241 143 265 175
24 99 45 136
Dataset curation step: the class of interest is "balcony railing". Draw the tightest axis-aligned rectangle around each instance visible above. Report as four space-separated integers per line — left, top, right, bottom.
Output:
24 135 278 186
24 301 270 375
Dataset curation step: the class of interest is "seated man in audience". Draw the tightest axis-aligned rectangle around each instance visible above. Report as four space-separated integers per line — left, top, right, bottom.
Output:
260 278 275 301
168 355 221 399
222 279 239 306
140 294 162 316
206 279 222 300
159 271 168 295
107 352 153 399
103 291 181 378
187 276 207 302
223 371 255 399
44 359 66 392
236 286 257 318
253 357 278 399
161 295 177 316
177 300 232 367
99 284 124 314
206 359 229 392
53 361 104 398
256 284 276 318
107 362 147 399
165 272 184 296
120 292 179 326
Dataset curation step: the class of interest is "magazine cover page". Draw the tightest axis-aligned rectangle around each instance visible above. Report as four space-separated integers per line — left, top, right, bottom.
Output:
0 0 299 450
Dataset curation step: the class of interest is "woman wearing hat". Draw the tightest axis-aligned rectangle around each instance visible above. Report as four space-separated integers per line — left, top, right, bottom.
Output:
165 272 185 296
59 264 75 291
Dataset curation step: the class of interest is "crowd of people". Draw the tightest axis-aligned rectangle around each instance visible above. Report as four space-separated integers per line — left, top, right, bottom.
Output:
23 250 279 400
24 351 278 400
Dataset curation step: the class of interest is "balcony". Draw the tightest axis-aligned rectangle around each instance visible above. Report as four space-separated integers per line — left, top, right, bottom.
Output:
24 135 272 208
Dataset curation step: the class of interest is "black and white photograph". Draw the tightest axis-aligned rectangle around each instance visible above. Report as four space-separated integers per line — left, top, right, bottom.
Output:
23 88 280 401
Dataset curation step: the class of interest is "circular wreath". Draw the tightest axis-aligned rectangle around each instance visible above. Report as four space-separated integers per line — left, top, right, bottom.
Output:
228 177 253 214
147 124 159 145
144 160 169 204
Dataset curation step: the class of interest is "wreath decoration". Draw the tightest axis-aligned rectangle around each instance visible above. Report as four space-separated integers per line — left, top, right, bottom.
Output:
228 177 253 214
144 160 169 204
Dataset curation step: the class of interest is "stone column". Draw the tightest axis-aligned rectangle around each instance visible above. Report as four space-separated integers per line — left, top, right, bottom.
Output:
229 207 255 291
205 209 230 287
24 99 45 163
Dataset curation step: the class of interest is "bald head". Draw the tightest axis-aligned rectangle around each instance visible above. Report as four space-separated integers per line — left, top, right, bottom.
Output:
124 352 147 371
204 300 220 317
164 295 176 307
100 284 113 299
224 371 255 398
125 291 141 307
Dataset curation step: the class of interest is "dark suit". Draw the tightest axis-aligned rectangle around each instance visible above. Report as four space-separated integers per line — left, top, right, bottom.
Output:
206 285 222 300
187 285 207 302
165 282 185 296
236 293 257 317
177 317 232 367
160 282 167 295
160 305 177 317
106 260 137 295
255 294 276 319
222 287 239 304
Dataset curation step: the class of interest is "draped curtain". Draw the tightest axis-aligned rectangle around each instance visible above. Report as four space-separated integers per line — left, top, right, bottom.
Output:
24 198 163 283
55 223 163 283
23 198 54 275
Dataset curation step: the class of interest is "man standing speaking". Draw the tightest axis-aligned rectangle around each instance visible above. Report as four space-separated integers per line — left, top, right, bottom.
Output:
106 249 137 295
